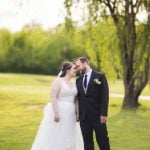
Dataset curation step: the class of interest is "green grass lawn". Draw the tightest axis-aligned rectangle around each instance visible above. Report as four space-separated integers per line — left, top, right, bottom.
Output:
0 73 150 150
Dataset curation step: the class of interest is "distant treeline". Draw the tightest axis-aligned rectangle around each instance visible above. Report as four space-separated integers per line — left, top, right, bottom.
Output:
0 24 88 75
0 21 122 78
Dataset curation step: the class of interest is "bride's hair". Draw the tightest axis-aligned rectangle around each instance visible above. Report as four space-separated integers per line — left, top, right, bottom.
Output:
59 62 73 77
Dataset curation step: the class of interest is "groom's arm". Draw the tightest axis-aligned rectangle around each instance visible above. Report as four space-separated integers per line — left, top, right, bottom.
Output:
99 73 109 117
75 96 79 122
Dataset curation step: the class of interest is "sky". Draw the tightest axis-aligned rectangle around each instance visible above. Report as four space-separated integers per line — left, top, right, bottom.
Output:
0 0 68 32
0 0 147 32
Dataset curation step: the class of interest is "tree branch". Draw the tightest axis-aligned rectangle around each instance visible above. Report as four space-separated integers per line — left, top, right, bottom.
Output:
133 0 139 7
106 0 119 23
135 0 143 14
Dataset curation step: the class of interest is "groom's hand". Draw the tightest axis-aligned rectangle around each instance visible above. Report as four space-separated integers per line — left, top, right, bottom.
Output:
76 115 80 122
100 116 107 124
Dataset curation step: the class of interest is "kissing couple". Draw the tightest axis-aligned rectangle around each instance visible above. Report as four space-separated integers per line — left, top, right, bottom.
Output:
31 57 110 150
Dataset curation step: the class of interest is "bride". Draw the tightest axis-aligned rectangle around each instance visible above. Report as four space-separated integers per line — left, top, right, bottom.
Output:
31 62 84 150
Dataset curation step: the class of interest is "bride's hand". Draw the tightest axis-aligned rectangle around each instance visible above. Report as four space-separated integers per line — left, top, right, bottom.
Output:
54 114 60 122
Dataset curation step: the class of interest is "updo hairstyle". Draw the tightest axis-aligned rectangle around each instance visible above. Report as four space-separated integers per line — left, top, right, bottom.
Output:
59 62 73 77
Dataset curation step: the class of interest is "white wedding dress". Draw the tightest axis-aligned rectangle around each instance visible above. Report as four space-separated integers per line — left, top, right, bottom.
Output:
31 78 84 150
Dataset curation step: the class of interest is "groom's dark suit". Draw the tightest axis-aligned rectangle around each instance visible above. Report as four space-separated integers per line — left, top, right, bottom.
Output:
76 70 110 150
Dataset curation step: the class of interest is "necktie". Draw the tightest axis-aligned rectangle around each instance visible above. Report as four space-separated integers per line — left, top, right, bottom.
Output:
83 74 87 89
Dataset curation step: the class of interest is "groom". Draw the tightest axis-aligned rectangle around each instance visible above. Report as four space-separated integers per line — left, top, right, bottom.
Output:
75 57 110 150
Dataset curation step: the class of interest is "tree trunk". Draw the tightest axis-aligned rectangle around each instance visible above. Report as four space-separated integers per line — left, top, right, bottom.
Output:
123 95 139 108
122 82 139 108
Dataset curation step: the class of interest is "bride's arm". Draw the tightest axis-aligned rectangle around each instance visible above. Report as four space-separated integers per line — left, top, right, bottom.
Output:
50 77 61 122
75 96 79 122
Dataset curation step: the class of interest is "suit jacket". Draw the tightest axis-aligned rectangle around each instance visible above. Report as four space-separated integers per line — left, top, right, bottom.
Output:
76 70 109 121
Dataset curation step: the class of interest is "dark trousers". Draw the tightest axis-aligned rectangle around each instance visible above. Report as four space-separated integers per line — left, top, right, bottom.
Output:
80 118 110 150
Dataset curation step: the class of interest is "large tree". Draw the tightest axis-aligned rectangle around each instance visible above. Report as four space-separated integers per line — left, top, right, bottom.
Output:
64 0 150 108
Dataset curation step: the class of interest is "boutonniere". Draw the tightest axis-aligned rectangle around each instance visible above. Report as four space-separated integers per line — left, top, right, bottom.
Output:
93 78 101 85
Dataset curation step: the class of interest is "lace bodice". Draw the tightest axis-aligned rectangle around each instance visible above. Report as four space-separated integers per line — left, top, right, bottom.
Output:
50 77 78 115
58 79 77 103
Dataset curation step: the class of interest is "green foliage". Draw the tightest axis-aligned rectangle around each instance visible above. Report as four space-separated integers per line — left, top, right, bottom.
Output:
1 18 147 82
135 23 150 79
0 24 86 75
0 29 14 71
0 21 123 78
81 19 122 79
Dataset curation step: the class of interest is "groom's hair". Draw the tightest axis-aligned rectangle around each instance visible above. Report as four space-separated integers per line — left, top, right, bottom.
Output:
76 57 89 64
